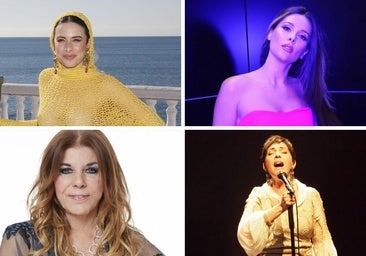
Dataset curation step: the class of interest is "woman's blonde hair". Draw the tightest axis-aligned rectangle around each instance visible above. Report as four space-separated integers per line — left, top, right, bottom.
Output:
28 130 141 255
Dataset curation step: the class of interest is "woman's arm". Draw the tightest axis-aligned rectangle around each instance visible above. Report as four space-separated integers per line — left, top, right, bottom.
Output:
310 189 337 256
213 78 239 126
135 232 165 256
237 188 295 256
96 77 165 126
0 233 30 256
237 188 274 256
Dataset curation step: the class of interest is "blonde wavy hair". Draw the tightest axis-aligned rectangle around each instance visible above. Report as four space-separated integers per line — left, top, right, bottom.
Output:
27 130 141 255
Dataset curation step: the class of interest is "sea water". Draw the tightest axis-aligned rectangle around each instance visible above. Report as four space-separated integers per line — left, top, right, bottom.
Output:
0 36 181 124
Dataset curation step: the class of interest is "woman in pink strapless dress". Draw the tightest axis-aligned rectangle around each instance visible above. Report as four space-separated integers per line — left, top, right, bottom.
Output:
237 107 315 126
213 6 339 126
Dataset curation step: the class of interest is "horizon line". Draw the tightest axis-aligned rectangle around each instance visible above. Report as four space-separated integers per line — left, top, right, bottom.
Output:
0 35 181 38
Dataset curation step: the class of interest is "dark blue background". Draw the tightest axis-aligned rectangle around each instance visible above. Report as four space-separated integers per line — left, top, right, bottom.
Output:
185 0 366 125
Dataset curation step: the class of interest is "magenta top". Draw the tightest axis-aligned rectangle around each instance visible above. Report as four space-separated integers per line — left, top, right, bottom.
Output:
237 107 315 126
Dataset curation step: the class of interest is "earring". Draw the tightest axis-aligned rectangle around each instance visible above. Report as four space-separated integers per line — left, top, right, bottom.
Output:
289 168 295 180
53 53 58 74
83 51 90 73
300 52 307 60
265 171 273 186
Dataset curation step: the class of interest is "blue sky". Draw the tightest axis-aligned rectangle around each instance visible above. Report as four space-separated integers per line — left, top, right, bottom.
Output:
0 0 181 37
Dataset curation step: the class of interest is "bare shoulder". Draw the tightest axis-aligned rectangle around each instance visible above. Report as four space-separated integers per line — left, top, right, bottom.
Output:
219 73 255 94
214 72 258 125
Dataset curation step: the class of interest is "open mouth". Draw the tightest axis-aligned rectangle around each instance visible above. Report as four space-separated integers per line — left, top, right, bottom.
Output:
274 161 284 167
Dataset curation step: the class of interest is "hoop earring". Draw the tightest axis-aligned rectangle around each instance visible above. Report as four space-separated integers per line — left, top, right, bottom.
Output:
83 51 90 73
53 53 58 74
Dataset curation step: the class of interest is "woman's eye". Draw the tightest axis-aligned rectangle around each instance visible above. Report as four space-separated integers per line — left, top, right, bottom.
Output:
59 168 72 174
56 38 65 43
299 34 308 41
282 25 291 32
86 167 99 174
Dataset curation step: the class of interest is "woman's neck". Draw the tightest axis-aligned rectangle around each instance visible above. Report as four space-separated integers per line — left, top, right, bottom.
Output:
271 178 296 196
271 179 286 192
68 214 100 253
67 212 98 235
260 56 293 88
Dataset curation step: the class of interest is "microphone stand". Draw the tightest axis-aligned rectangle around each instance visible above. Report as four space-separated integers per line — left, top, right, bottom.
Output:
278 172 296 255
288 204 295 256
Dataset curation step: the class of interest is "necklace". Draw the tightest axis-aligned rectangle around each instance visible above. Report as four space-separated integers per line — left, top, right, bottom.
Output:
72 226 102 256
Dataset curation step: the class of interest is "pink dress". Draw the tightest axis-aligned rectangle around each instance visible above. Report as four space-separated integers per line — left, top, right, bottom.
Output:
237 107 315 126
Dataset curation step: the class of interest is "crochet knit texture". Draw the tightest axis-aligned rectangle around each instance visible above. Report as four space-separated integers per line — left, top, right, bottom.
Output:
0 11 164 126
37 67 165 126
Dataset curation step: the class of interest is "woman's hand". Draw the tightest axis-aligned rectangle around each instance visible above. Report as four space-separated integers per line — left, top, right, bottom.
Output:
280 191 296 210
264 191 296 225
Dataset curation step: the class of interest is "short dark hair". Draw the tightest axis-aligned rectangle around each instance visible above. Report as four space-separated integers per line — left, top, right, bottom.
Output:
260 135 296 164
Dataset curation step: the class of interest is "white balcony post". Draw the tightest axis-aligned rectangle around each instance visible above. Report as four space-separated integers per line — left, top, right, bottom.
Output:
16 96 25 120
1 95 9 119
31 96 39 119
1 83 180 125
146 99 158 112
166 100 178 126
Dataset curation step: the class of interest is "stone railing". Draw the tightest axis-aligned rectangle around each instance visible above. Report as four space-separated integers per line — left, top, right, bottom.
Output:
0 82 181 126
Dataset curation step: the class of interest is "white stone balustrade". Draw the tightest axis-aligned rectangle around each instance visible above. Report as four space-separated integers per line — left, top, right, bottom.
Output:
0 83 181 126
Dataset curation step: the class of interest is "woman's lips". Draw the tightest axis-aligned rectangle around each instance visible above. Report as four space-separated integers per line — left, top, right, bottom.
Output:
63 54 76 60
282 44 293 53
69 195 89 200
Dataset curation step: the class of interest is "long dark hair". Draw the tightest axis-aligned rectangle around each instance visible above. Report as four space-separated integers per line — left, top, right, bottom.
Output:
260 6 340 125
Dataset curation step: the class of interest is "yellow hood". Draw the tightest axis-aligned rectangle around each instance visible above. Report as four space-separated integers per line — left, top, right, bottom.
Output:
50 11 96 70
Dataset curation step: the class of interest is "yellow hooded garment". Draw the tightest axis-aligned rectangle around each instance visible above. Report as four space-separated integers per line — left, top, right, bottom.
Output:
0 11 164 126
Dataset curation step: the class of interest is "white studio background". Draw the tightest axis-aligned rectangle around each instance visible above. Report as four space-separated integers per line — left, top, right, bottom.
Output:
0 127 184 256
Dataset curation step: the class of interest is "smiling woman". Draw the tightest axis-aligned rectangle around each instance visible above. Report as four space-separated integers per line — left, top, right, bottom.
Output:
213 6 340 126
0 130 165 256
55 146 104 222
53 15 91 70
0 11 164 126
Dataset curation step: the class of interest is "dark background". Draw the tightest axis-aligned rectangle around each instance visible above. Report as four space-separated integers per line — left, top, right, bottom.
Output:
186 130 366 255
185 0 366 126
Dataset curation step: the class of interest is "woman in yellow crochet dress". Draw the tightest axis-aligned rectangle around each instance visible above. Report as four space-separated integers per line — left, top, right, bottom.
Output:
0 11 164 126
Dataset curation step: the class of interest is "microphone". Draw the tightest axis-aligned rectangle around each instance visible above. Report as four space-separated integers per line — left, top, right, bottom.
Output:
277 172 294 194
